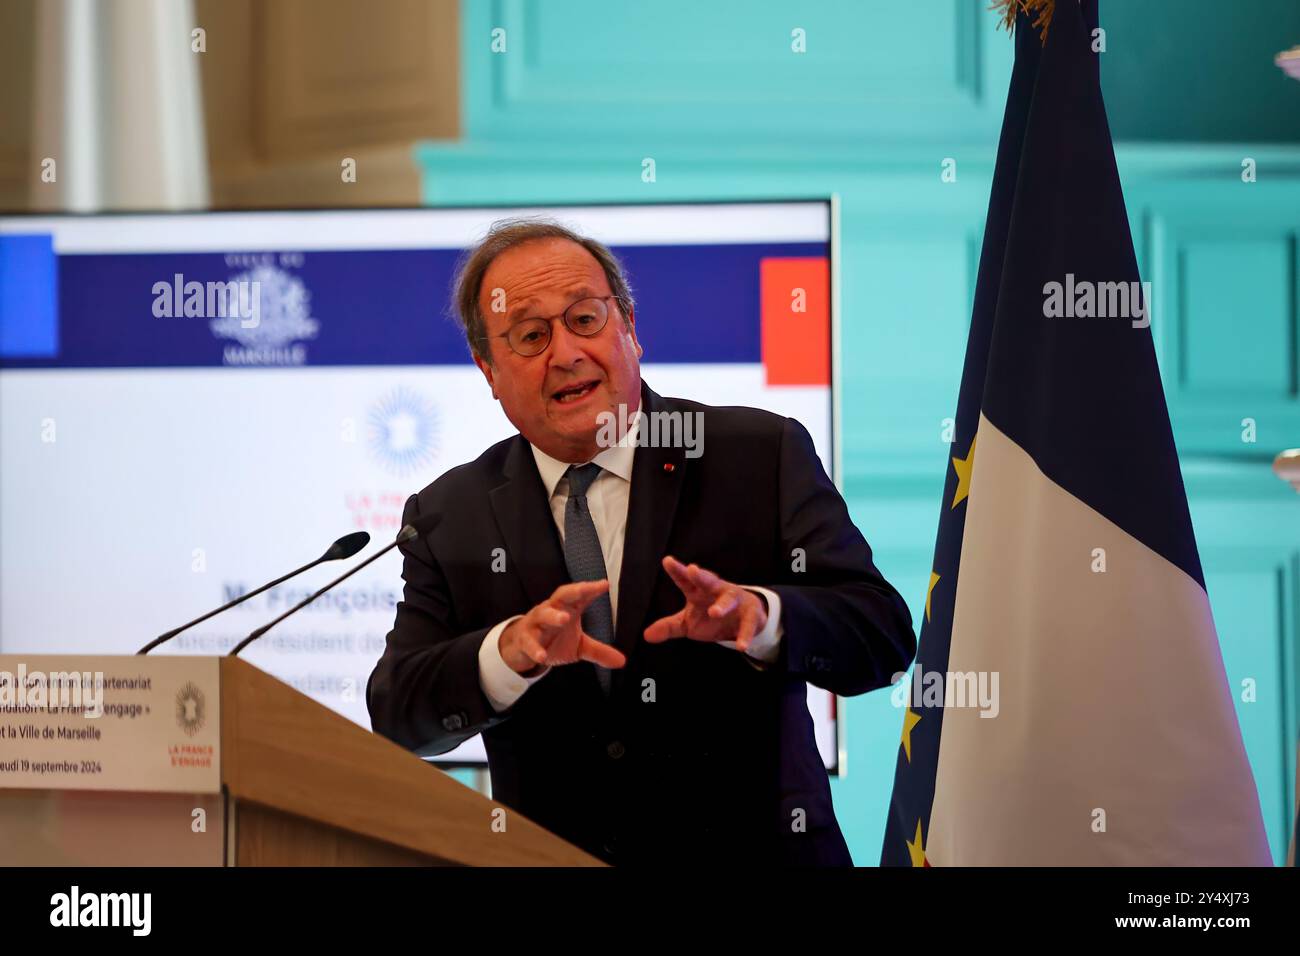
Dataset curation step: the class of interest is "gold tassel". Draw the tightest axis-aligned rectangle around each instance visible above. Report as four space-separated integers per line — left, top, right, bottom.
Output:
990 0 1055 44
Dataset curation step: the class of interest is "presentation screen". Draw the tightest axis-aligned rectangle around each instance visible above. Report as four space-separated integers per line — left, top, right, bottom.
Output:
0 201 840 770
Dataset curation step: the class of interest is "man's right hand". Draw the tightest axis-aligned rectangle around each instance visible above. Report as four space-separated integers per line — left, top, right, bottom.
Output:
498 580 627 675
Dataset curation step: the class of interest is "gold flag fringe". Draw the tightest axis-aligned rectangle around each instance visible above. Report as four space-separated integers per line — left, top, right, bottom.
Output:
991 0 1055 44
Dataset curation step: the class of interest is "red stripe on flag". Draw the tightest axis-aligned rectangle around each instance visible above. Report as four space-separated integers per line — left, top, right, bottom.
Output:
760 257 829 386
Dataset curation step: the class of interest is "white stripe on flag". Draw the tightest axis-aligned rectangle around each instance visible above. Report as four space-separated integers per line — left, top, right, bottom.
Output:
927 413 1271 865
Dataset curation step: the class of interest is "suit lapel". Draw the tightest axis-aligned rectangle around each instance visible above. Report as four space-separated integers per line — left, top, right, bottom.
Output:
613 383 686 663
489 446 605 704
488 435 569 611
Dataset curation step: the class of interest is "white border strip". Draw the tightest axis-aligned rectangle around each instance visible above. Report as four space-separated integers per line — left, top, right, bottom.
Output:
0 203 830 254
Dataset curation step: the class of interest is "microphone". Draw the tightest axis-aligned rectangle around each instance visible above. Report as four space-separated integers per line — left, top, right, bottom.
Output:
228 511 440 658
137 531 371 654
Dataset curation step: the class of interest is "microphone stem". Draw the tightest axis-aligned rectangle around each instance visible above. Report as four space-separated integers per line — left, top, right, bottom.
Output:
228 540 399 657
137 557 323 654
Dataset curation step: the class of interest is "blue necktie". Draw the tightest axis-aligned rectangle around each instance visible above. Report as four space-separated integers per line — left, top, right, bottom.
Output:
563 463 614 696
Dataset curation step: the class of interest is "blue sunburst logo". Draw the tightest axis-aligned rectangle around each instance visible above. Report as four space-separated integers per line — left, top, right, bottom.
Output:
367 387 439 478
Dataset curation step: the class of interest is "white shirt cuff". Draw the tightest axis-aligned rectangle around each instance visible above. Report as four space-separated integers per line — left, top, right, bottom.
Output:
478 615 550 713
717 586 783 664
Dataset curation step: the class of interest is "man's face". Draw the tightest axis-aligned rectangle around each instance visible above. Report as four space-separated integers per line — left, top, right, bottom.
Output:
474 237 643 463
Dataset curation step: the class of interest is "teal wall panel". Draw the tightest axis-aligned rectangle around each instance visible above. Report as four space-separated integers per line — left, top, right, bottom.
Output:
836 685 907 864
465 0 1012 145
1205 561 1294 864
1138 174 1300 455
1100 0 1300 144
1185 470 1300 865
424 0 1300 865
1183 240 1292 393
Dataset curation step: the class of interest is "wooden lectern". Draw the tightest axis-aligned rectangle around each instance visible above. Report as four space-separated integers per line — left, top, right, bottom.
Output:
0 656 602 866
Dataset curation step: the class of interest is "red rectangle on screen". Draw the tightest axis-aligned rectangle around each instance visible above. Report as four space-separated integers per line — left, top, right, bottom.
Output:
760 257 830 386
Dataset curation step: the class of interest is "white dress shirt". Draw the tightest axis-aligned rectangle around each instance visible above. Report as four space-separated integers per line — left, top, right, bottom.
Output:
477 407 784 713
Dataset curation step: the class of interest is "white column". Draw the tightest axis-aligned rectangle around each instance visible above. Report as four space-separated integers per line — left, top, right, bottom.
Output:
31 0 210 211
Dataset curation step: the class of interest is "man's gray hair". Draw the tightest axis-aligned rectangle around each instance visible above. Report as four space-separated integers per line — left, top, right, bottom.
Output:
451 217 635 365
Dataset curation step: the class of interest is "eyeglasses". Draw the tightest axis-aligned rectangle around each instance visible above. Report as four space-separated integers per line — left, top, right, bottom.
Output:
486 295 626 357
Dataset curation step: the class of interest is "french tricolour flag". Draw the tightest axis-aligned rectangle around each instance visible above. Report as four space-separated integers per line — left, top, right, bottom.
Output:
880 0 1272 866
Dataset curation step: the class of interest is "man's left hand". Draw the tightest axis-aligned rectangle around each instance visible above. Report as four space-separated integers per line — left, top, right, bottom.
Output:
643 555 768 653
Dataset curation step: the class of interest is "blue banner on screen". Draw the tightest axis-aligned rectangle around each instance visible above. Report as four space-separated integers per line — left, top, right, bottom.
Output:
0 203 838 770
3 241 819 368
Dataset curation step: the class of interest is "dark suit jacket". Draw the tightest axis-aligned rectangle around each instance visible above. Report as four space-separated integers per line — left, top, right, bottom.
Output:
367 380 915 866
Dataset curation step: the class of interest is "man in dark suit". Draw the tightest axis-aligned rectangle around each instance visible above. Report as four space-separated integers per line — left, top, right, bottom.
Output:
367 218 915 866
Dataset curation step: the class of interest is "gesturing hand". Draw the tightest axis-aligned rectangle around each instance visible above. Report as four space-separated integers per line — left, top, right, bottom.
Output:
642 556 769 653
499 580 627 675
